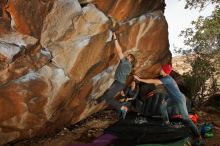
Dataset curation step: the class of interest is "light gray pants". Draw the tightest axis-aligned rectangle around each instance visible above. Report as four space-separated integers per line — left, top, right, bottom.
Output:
160 96 199 137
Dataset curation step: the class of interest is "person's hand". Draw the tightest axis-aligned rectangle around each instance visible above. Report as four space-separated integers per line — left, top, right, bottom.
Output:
113 32 117 40
134 75 140 81
120 90 125 96
126 98 133 102
147 91 155 97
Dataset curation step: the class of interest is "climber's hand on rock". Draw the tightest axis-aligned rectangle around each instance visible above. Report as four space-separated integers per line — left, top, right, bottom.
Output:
113 32 117 40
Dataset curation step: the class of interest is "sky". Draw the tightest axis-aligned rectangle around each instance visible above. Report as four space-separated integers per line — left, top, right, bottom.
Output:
164 0 215 56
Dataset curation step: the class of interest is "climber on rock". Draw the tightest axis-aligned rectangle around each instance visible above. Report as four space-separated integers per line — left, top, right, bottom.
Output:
134 64 205 146
95 32 136 119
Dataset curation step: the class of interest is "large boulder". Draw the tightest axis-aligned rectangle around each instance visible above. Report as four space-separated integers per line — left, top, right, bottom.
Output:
0 0 171 145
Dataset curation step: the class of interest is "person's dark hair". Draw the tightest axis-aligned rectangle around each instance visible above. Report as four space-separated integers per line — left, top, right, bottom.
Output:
129 80 139 92
128 54 136 67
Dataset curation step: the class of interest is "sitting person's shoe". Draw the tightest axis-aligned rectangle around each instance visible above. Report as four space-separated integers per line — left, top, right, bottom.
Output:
193 138 205 146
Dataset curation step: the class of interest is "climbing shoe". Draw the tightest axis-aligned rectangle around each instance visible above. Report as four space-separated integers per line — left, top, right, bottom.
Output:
119 109 127 119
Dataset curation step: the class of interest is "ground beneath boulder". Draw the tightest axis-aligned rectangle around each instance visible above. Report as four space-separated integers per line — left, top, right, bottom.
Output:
5 109 220 146
6 109 118 146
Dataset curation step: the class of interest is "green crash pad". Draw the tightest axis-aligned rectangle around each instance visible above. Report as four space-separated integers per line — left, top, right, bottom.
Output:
136 138 192 146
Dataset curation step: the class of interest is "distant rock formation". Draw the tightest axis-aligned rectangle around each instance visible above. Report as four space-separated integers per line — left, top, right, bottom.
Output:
0 0 171 144
172 55 192 75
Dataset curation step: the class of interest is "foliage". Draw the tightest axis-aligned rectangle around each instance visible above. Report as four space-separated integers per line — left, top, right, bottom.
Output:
178 8 220 54
177 0 220 107
184 0 220 10
182 57 215 106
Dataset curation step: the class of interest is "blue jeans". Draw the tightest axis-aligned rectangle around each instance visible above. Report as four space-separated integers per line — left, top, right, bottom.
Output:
98 80 125 110
160 95 199 137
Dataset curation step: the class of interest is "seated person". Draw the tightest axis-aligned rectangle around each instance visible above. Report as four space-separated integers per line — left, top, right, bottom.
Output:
121 80 139 102
120 80 139 112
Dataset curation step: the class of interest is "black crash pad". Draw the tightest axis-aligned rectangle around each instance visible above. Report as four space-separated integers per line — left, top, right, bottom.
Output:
105 113 193 146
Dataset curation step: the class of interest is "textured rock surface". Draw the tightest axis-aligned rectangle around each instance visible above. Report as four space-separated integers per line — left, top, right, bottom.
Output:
172 56 192 75
0 0 171 145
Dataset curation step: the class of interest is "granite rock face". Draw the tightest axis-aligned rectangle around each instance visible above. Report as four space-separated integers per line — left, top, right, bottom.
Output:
0 0 171 144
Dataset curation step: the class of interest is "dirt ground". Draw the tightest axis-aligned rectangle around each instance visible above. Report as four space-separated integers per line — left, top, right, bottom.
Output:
197 111 220 146
6 110 118 146
5 109 220 146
